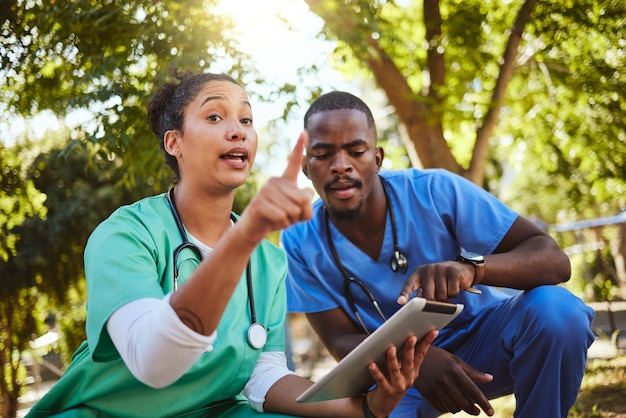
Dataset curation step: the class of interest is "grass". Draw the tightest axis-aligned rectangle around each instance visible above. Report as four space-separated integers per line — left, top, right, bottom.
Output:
18 314 626 417
291 313 626 418
570 355 626 418
18 355 626 418
442 354 626 418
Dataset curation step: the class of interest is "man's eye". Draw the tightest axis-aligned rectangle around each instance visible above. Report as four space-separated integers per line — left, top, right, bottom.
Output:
313 153 330 160
350 150 366 156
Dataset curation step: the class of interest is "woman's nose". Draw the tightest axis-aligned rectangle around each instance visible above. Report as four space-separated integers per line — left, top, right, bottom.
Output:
228 131 246 141
227 121 247 141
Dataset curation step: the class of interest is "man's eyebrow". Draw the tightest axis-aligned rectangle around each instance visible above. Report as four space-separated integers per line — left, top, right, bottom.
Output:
309 139 367 151
343 139 367 147
310 142 334 150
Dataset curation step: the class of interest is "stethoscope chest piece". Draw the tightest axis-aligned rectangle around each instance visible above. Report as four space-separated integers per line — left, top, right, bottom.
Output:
389 250 408 273
248 323 268 349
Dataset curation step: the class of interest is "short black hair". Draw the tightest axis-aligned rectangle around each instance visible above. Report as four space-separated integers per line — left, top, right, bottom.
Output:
304 91 376 131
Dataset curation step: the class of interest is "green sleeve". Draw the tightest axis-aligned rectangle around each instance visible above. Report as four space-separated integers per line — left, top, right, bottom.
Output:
84 196 175 361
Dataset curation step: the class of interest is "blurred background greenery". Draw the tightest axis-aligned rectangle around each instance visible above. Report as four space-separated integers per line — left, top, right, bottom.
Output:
1 0 625 416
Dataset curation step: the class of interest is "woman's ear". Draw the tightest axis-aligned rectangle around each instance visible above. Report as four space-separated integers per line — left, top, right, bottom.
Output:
163 130 181 157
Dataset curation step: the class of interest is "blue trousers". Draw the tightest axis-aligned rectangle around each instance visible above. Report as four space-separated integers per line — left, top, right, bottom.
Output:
391 286 595 418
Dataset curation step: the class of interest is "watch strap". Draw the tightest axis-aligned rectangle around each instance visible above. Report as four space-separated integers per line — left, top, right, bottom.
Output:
457 253 485 285
472 260 485 285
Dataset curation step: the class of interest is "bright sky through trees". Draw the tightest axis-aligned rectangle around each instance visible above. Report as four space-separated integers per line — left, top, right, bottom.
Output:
214 0 352 128
215 0 356 179
0 0 351 156
217 0 326 80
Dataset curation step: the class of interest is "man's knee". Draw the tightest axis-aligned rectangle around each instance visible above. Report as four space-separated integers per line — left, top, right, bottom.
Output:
519 286 594 339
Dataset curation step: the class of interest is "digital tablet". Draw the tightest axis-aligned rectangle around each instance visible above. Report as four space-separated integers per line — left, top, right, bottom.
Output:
296 297 464 403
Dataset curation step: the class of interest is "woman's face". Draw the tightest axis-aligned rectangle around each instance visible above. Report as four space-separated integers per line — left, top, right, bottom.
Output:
167 80 258 193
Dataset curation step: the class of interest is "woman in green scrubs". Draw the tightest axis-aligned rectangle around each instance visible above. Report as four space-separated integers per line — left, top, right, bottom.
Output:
26 70 436 418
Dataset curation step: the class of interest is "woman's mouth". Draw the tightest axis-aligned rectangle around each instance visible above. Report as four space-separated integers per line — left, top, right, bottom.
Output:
221 152 247 162
221 147 249 168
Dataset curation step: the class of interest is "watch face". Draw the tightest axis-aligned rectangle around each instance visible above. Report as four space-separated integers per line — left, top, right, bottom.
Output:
461 251 484 262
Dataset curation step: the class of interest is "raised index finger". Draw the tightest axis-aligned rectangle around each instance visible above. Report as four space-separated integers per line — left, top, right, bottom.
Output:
282 130 308 183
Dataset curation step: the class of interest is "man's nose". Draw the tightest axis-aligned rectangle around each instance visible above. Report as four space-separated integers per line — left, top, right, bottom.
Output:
330 152 352 174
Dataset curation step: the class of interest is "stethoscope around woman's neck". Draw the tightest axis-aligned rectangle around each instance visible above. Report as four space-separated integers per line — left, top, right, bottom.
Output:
165 188 267 349
325 176 408 334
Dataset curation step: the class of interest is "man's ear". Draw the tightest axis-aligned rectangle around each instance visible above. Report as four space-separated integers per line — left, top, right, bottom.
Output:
375 146 384 172
302 161 310 178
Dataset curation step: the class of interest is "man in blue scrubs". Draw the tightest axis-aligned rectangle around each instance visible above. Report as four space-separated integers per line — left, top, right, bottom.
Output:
282 91 595 417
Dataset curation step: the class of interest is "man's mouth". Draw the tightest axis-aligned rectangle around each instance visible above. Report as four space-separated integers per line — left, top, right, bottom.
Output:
331 183 354 191
326 178 362 200
326 177 362 192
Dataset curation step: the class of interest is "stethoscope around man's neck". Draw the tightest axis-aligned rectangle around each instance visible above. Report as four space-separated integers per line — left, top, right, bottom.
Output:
324 176 408 334
166 188 267 349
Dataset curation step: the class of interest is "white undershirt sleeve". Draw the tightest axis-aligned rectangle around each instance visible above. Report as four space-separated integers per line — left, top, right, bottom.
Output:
244 351 296 412
107 293 216 388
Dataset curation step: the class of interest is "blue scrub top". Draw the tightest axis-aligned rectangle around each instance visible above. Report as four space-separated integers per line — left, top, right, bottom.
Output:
282 168 518 338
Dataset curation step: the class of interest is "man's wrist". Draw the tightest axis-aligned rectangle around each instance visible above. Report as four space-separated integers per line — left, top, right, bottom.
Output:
457 251 485 285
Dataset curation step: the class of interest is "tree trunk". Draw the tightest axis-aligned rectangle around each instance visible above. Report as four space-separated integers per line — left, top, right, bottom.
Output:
469 0 537 185
615 222 626 299
1 303 22 418
305 0 539 185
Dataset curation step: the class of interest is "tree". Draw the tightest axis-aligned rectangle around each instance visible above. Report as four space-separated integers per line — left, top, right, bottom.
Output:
303 0 626 294
0 141 47 417
1 4 279 411
0 130 169 415
490 1 626 297
1 0 254 185
303 0 625 188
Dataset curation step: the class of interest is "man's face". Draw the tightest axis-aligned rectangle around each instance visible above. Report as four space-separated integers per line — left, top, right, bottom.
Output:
303 108 383 220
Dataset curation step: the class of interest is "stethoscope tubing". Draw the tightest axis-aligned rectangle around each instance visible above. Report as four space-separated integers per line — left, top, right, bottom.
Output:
165 188 265 349
324 176 407 334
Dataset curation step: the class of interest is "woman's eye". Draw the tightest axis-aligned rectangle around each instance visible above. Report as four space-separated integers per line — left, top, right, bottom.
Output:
206 114 221 122
241 117 253 125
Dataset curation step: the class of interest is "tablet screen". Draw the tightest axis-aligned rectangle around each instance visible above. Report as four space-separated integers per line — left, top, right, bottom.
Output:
296 298 464 403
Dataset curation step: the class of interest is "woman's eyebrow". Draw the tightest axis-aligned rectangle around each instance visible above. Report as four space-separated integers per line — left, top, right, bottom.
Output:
199 95 223 107
198 96 251 110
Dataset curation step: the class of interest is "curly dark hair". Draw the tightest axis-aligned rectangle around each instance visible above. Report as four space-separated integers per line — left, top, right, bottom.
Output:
303 91 376 131
147 69 241 182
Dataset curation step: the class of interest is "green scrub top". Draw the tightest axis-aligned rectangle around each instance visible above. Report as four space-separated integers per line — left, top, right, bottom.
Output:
26 194 295 418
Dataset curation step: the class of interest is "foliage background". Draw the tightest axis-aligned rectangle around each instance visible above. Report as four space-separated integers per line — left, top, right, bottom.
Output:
1 0 625 416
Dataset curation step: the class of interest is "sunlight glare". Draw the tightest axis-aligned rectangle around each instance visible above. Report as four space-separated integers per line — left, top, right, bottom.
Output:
216 0 328 79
